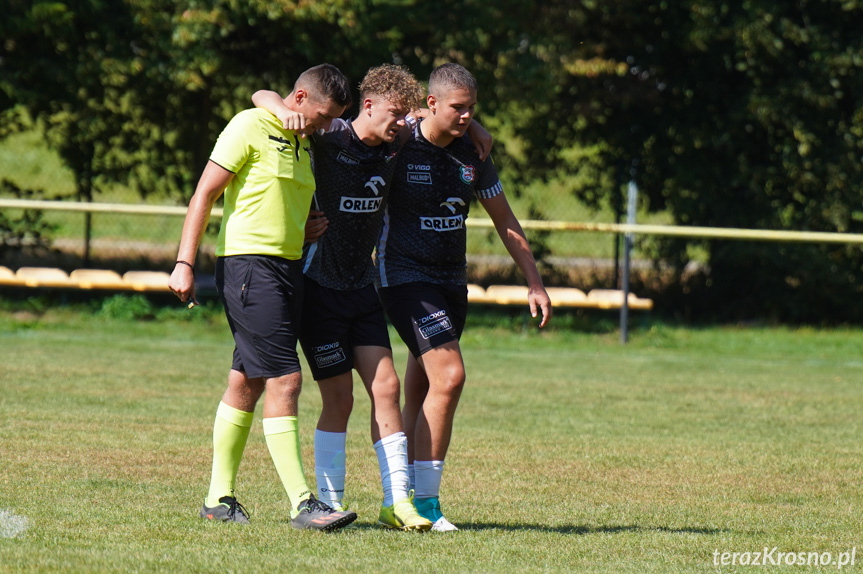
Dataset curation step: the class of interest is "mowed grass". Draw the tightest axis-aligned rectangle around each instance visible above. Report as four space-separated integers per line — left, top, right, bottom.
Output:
1 304 862 573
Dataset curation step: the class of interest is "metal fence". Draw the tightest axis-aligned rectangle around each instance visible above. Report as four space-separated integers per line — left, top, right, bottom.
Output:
0 197 633 274
4 198 863 271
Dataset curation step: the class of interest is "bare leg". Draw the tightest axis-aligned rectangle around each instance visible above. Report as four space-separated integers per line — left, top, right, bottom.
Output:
413 340 466 462
402 353 429 464
262 371 302 417
221 368 265 412
354 345 403 444
316 372 354 433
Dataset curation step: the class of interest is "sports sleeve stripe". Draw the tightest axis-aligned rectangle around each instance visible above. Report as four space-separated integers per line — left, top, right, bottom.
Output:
208 160 236 174
477 181 503 200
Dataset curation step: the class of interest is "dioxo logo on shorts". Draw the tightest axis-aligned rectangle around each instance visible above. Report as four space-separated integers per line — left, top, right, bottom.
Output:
417 310 452 340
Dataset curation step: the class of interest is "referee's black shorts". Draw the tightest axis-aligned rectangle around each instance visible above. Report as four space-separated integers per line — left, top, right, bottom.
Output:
216 255 304 379
378 282 468 359
299 278 391 381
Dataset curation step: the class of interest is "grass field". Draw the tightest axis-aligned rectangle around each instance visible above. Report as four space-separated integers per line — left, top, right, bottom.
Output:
1 301 862 573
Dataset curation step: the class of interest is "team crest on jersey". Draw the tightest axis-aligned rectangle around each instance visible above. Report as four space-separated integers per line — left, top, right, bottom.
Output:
460 165 475 184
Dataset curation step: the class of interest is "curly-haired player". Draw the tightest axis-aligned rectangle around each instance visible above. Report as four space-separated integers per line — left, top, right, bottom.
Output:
252 64 491 530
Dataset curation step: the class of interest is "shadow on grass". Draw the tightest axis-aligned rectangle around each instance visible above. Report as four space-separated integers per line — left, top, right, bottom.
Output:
342 522 733 535
443 523 731 535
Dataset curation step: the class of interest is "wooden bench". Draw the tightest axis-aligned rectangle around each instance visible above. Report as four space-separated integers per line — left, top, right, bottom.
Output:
0 266 653 310
0 266 171 293
469 284 652 310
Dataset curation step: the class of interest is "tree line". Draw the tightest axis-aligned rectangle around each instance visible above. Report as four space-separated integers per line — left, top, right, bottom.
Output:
2 0 862 322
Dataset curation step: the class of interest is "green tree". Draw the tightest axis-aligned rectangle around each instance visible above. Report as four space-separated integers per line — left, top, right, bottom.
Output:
4 0 862 321
476 0 863 321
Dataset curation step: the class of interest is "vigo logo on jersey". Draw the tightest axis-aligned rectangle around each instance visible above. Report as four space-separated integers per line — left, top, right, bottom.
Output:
406 163 432 185
420 214 464 231
340 196 383 213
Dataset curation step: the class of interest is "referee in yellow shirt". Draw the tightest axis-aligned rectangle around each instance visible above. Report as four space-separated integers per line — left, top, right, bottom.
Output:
168 64 356 531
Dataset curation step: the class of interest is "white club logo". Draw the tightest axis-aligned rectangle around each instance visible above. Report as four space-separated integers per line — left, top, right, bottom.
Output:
365 176 386 196
440 197 466 214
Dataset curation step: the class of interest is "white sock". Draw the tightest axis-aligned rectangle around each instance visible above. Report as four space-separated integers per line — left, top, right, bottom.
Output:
374 432 409 506
413 460 445 499
314 430 346 508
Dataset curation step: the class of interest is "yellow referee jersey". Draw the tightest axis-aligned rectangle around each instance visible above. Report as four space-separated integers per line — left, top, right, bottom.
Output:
210 108 315 260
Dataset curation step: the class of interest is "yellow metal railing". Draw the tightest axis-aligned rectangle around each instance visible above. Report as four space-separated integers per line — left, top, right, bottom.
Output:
3 198 863 244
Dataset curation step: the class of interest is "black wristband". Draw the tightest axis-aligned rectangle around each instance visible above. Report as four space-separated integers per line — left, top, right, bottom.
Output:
175 260 194 270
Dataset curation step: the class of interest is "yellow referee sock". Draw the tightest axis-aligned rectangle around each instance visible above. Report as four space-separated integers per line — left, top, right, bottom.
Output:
263 416 311 517
205 402 254 507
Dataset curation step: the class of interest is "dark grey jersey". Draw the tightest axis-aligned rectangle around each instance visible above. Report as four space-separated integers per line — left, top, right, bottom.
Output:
304 118 401 290
376 120 502 287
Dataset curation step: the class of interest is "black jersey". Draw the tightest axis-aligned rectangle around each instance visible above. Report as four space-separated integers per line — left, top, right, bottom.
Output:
304 118 401 290
375 120 502 287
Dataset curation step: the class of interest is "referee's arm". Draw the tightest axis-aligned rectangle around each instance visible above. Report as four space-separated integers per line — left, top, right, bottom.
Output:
169 161 234 304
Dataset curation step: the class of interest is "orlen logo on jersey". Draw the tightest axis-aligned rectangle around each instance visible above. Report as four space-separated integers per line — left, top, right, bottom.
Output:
340 197 383 213
460 165 475 184
407 163 432 185
420 215 464 231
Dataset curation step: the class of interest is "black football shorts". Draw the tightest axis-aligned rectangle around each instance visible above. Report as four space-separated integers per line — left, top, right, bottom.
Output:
216 255 304 379
299 278 391 381
378 282 468 359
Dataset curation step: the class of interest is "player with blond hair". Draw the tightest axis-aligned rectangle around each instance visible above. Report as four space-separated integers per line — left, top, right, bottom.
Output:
253 63 489 529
